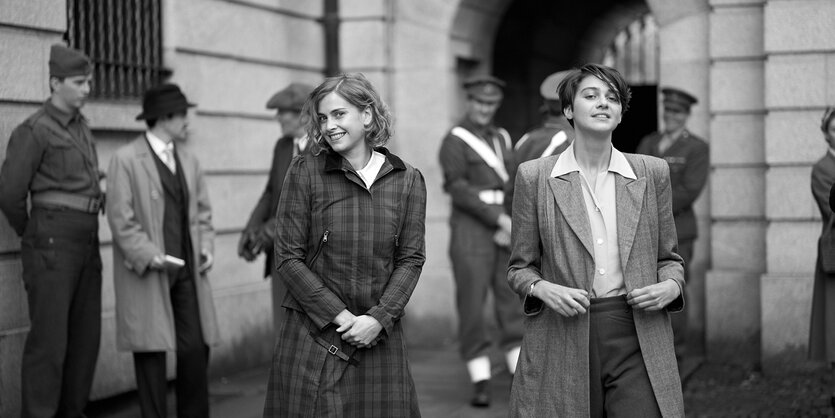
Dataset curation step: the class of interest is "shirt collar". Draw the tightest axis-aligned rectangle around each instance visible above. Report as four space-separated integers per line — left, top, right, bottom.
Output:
550 142 636 180
44 99 81 127
146 131 173 155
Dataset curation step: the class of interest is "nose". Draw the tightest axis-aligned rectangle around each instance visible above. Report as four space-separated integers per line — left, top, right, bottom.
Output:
325 117 337 131
81 81 91 95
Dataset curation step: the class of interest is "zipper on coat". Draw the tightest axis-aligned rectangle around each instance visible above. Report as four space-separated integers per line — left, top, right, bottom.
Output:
308 230 329 267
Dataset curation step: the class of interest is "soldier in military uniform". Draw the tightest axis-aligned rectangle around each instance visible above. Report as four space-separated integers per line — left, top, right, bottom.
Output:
238 82 316 335
439 75 523 408
506 70 575 214
636 87 709 362
0 44 103 417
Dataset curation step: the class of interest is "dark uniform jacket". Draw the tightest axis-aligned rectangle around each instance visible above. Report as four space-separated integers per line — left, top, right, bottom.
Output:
438 118 513 228
0 100 101 235
243 135 315 276
636 130 709 242
265 148 426 417
513 115 574 163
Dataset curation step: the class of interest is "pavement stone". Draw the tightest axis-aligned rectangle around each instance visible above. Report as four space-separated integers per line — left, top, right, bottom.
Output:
85 344 834 417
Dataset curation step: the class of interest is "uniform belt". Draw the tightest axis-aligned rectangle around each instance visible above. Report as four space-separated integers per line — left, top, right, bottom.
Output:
31 191 104 214
478 189 504 205
309 331 360 366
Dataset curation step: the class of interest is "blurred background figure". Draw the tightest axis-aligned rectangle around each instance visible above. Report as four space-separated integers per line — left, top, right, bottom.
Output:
635 87 709 364
438 75 522 408
107 84 219 418
811 107 835 407
238 82 316 335
513 70 574 163
263 73 426 417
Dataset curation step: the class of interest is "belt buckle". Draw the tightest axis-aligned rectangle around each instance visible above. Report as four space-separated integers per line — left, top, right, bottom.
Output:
328 345 339 355
89 196 103 213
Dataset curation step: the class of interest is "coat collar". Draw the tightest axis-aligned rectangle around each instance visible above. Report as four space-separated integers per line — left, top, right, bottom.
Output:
323 147 405 173
550 143 636 180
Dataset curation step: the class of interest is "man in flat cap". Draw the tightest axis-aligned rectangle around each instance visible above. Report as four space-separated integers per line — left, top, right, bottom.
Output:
238 82 316 335
0 43 103 417
438 74 522 407
106 83 219 417
506 70 575 214
636 86 709 365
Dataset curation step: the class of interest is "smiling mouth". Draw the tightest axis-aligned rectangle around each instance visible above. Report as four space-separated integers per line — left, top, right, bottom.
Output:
328 132 346 140
592 114 610 119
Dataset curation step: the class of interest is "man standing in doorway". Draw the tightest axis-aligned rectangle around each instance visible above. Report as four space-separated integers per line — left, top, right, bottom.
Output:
107 83 220 418
439 75 523 408
238 82 316 334
0 44 103 418
636 87 709 363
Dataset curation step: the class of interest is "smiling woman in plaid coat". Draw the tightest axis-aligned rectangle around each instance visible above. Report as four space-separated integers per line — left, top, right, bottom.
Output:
263 73 426 417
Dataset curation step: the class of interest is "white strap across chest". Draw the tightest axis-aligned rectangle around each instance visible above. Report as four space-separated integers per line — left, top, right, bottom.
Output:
540 131 568 158
451 126 510 182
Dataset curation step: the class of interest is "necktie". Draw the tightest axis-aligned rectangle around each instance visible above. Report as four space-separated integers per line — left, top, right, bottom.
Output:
163 144 176 174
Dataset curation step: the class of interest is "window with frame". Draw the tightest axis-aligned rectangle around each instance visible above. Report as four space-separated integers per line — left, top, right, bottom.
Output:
65 0 165 100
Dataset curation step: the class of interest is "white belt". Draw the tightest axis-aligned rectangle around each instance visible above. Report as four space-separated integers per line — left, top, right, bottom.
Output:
478 190 504 205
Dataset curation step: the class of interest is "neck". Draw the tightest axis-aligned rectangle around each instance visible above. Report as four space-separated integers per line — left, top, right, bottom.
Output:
49 95 76 115
664 127 685 139
149 127 173 144
341 146 372 171
573 131 612 174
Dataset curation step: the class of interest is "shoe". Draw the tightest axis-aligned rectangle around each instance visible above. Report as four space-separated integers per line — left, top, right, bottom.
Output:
470 379 490 408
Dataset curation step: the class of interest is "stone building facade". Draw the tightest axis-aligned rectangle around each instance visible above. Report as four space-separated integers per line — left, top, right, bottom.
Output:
0 0 831 414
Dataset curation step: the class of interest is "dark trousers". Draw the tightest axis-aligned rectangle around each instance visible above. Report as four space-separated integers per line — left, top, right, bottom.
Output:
133 267 209 418
450 217 523 360
671 240 693 360
20 208 102 418
588 296 661 418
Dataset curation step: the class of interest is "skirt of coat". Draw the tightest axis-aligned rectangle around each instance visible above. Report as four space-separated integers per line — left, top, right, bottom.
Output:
263 309 420 418
810 240 835 364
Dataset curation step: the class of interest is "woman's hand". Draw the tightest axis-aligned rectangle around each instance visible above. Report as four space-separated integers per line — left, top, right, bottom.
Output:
626 280 680 311
340 315 383 348
533 281 590 317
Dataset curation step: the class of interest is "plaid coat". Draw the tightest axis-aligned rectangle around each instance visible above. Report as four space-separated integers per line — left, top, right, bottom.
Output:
263 148 426 417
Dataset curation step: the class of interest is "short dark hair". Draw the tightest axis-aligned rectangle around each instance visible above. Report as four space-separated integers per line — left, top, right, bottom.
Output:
557 64 632 127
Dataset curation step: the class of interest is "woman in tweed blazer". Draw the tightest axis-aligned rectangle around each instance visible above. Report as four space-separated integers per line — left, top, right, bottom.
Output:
507 64 685 417
263 73 426 417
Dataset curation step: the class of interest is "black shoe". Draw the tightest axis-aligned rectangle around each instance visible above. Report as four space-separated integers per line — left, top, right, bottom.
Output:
470 379 490 408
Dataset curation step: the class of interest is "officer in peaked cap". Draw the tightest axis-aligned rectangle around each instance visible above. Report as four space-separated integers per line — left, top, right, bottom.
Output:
439 73 522 407
506 71 576 214
0 44 103 417
239 81 317 335
636 86 709 365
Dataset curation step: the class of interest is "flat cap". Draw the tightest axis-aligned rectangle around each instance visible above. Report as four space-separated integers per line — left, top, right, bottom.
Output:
266 82 314 111
49 44 92 78
540 70 572 101
661 87 698 112
463 75 505 102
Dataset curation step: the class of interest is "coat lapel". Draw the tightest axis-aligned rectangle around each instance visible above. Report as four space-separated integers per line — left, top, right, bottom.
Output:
135 136 162 194
616 174 646 275
549 172 594 258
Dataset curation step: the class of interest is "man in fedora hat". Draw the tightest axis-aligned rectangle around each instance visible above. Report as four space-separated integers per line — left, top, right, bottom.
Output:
0 43 103 417
636 86 709 365
106 83 220 417
238 81 316 335
438 74 523 407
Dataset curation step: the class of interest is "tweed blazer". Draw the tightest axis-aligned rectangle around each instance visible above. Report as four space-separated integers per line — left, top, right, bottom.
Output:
106 135 219 351
507 152 685 417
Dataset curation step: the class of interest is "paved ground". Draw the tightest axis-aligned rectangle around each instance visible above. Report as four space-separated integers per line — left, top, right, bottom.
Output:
86 345 834 417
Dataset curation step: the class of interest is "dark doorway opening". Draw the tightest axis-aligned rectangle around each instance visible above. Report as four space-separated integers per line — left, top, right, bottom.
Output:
614 84 657 153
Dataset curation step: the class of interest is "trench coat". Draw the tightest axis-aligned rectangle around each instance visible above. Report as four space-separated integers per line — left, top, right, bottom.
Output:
507 152 685 417
263 148 426 417
810 151 835 363
106 136 219 351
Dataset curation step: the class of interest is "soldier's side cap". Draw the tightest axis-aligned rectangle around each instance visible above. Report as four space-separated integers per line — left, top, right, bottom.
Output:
136 83 196 121
266 82 315 111
540 70 572 101
49 44 92 78
661 87 698 112
463 75 505 101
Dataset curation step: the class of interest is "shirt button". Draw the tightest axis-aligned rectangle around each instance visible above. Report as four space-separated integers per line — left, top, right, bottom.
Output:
596 238 603 245
598 268 606 275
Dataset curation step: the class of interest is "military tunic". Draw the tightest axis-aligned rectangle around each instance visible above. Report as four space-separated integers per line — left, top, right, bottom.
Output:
439 118 524 361
0 100 103 417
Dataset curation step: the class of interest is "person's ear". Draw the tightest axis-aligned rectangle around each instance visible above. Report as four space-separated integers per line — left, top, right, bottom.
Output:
362 106 373 127
563 105 573 120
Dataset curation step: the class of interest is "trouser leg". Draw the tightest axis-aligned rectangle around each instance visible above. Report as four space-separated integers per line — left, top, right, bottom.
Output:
170 268 209 418
134 352 168 418
491 246 524 351
451 248 493 362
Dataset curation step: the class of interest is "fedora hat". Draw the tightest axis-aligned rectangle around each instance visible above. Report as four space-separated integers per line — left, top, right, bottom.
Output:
136 83 196 120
